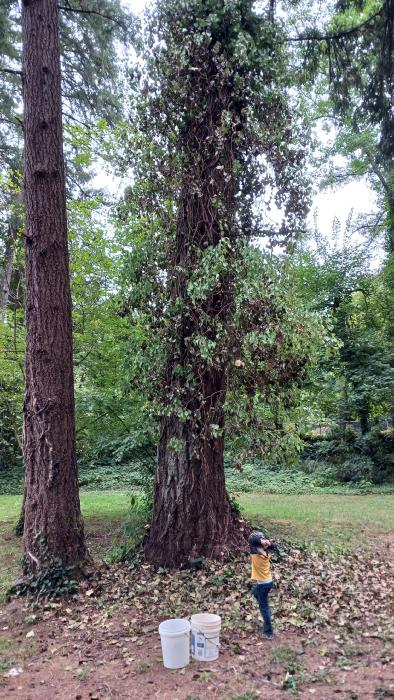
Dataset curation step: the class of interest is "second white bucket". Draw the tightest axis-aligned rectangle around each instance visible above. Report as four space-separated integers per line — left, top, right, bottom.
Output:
158 618 191 669
191 613 221 661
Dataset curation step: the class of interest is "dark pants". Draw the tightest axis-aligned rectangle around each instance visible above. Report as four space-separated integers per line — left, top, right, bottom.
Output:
252 581 273 634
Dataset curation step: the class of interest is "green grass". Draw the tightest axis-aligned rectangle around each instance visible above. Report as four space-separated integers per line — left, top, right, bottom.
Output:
1 490 393 602
239 492 394 548
0 491 130 524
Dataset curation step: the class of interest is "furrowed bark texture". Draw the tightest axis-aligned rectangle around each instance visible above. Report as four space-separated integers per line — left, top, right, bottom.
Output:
145 401 242 569
21 0 88 571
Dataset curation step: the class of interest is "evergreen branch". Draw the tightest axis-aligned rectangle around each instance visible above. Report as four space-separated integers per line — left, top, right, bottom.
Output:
62 111 91 129
285 8 383 43
0 67 22 77
58 3 125 31
0 116 23 129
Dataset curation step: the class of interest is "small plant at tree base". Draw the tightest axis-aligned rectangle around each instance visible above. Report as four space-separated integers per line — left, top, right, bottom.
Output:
281 660 305 693
109 493 152 563
271 645 301 665
134 661 152 673
8 533 78 603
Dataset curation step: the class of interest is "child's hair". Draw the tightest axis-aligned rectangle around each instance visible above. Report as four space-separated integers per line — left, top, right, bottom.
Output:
248 530 266 554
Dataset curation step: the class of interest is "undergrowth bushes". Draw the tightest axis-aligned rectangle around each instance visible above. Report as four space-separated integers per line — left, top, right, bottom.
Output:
109 493 152 562
225 463 381 494
301 426 394 484
1 427 392 499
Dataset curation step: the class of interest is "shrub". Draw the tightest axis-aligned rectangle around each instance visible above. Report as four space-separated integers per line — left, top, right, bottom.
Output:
300 426 393 484
109 492 152 562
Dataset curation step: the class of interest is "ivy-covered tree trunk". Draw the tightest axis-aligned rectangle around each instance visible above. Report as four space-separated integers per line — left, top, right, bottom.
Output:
21 0 89 572
140 0 308 568
145 149 243 566
146 411 237 568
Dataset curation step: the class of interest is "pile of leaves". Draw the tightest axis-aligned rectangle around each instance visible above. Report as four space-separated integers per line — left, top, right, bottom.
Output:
63 544 394 643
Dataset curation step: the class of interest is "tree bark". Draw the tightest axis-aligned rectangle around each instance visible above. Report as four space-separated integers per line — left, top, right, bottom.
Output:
359 403 370 435
145 114 244 567
145 369 243 568
21 0 89 572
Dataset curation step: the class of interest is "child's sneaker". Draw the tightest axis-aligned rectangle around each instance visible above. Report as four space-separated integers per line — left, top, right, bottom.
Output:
261 631 274 640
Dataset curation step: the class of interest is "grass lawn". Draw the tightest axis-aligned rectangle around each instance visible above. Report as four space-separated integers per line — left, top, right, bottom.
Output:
239 492 394 547
1 490 393 601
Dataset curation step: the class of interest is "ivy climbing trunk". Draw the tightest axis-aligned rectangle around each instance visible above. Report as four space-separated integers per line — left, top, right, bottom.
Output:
144 121 244 567
145 374 240 568
141 1 307 567
21 0 89 572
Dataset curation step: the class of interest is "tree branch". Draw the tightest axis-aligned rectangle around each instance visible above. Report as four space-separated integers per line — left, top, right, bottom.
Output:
62 111 91 129
285 8 383 43
58 3 125 30
0 67 22 77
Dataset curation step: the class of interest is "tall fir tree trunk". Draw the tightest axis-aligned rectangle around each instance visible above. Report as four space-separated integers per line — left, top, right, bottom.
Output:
21 0 89 572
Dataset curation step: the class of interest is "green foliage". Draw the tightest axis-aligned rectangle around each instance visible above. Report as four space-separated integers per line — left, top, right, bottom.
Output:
225 461 376 494
290 222 394 442
10 559 77 603
0 308 24 468
78 434 155 494
109 493 152 562
360 427 394 481
301 427 394 484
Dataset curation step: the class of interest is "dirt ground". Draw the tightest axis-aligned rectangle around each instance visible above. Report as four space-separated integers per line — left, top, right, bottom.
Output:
1 539 393 700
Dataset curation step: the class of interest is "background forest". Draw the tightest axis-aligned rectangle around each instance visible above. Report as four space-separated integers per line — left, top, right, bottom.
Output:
1 0 393 504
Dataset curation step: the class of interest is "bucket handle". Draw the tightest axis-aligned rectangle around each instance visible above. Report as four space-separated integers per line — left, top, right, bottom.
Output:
192 629 220 648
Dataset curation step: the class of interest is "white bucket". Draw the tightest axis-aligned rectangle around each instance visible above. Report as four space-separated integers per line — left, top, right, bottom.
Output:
158 618 191 669
191 613 221 661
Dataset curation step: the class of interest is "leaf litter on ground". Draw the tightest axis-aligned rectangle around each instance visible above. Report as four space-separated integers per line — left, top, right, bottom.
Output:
1 541 393 698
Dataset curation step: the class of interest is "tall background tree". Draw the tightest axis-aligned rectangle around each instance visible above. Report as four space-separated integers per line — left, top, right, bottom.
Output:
21 0 89 572
0 0 134 473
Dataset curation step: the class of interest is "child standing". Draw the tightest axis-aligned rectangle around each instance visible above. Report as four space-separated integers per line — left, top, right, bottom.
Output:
249 530 274 639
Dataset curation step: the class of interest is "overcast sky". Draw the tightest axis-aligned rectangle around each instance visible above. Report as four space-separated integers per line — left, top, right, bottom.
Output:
116 0 378 247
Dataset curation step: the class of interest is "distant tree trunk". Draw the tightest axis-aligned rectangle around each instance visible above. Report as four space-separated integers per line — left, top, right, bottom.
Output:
21 0 89 572
359 403 370 435
0 222 18 315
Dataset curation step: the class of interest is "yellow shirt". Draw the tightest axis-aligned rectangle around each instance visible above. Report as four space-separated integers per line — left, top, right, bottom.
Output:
251 553 272 582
